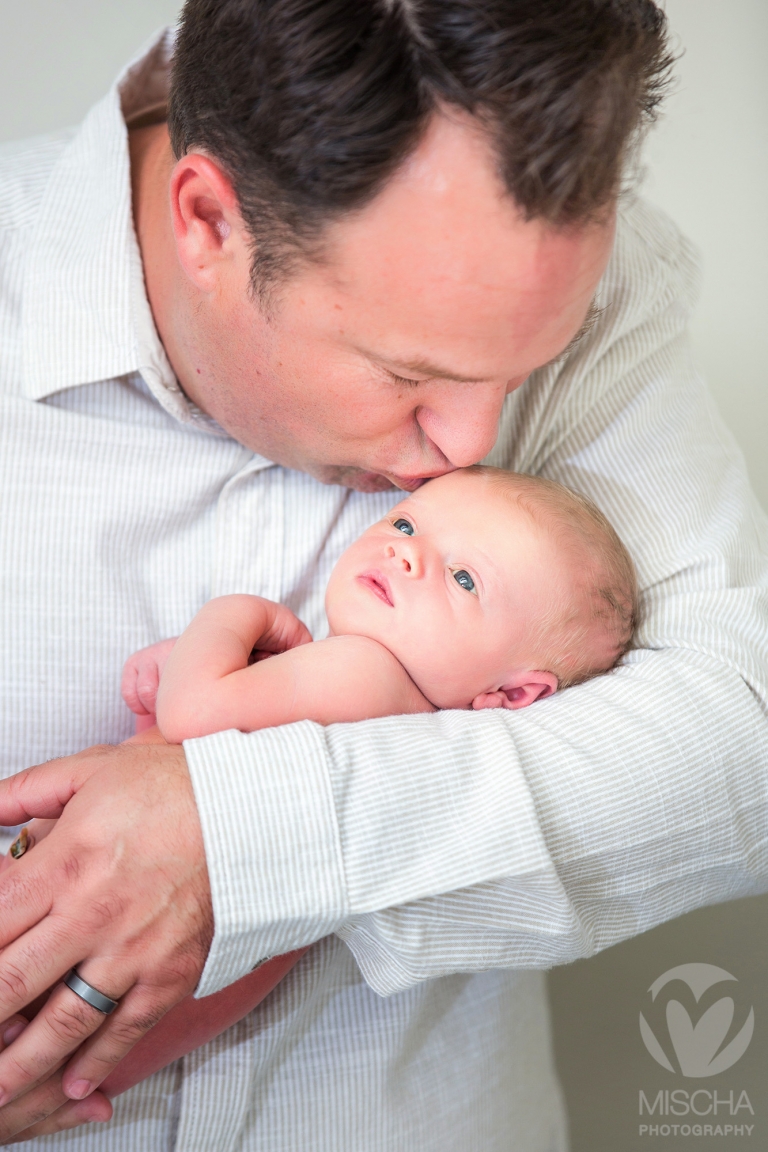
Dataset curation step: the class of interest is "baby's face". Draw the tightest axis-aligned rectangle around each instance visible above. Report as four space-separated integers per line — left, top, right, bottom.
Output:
325 470 569 708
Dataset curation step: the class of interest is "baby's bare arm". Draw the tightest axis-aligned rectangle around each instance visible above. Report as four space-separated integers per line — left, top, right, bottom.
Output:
156 596 434 742
156 595 313 740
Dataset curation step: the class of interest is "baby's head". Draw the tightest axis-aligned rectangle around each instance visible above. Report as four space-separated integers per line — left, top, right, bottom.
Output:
325 467 637 710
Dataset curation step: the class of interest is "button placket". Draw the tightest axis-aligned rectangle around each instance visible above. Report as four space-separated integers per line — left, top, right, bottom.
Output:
175 457 280 1151
173 1016 256 1152
210 462 284 601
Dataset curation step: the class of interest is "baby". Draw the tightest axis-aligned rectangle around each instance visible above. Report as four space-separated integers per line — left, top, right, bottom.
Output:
125 466 637 738
2 467 636 1097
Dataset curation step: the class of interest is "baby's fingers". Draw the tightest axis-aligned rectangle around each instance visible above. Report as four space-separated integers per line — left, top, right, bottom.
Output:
120 656 151 716
135 665 161 714
122 658 160 716
122 640 178 716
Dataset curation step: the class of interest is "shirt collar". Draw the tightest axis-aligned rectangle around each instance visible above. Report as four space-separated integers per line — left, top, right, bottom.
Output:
21 28 204 428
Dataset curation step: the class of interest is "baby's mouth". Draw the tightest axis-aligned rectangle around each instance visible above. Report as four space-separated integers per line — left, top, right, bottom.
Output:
357 570 394 607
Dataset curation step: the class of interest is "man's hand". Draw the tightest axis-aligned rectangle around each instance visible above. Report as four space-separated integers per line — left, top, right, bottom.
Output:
0 1071 112 1144
0 741 213 1113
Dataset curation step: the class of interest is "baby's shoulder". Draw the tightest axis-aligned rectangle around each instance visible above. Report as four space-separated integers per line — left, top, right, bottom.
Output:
311 635 436 717
312 633 411 685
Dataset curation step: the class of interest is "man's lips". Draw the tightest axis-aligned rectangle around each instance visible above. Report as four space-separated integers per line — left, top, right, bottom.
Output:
357 570 394 607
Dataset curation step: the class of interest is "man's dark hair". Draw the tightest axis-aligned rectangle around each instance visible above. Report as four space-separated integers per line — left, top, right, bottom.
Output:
169 0 672 300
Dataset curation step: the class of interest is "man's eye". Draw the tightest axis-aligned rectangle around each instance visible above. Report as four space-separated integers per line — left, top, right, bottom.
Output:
452 569 476 593
394 518 414 535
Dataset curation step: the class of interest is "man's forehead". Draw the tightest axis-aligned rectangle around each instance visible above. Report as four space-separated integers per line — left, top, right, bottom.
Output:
290 116 615 383
321 111 611 289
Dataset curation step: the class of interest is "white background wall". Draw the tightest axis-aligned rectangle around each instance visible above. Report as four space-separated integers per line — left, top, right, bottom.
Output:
642 0 768 507
0 2 765 1149
0 1 183 142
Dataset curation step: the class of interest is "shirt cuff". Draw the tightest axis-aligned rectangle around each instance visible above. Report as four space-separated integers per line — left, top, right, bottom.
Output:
184 723 348 996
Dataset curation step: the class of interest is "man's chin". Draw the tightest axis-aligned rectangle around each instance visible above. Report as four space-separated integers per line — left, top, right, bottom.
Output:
307 465 409 493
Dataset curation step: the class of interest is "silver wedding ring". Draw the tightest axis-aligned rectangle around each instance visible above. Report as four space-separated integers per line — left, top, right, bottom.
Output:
64 968 120 1015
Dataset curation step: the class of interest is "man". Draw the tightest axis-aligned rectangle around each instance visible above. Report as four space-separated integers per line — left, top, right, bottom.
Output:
0 0 766 1147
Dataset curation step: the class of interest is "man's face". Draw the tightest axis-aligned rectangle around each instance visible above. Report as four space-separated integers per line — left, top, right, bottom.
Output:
173 110 615 492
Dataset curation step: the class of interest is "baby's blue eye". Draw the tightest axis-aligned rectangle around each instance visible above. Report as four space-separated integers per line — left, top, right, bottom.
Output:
453 569 475 592
394 518 414 535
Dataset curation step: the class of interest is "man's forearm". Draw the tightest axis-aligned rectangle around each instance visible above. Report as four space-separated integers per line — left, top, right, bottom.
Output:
187 639 768 998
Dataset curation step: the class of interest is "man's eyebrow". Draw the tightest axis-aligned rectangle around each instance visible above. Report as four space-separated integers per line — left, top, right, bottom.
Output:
364 351 487 384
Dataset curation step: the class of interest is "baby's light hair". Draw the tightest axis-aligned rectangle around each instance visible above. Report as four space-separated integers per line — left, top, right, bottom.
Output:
466 466 638 689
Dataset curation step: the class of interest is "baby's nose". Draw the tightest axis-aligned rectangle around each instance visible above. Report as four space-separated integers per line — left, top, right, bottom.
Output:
387 540 423 576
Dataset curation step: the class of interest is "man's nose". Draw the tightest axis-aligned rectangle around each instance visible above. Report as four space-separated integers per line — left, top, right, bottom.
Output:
415 381 508 468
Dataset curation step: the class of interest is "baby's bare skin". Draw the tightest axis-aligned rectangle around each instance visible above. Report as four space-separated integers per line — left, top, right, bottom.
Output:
132 470 565 746
155 597 436 742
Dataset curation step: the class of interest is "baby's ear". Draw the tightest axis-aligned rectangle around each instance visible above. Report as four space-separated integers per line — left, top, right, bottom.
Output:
471 691 508 710
472 672 558 712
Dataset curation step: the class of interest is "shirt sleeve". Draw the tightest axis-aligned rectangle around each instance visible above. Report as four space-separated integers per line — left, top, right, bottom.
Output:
186 198 768 998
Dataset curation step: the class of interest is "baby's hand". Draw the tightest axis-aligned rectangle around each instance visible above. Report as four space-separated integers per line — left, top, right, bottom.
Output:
121 638 178 719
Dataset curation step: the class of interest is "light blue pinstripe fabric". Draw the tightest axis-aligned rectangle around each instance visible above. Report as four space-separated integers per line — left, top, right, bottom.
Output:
1 32 766 1152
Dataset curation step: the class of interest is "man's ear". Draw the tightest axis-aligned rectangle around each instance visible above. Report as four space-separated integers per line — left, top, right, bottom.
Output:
472 671 558 712
169 153 244 292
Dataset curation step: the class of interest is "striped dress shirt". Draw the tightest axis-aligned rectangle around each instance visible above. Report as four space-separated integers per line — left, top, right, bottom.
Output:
1 30 767 1152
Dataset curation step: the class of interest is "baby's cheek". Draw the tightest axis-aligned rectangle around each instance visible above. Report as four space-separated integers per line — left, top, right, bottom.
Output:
408 618 494 710
0 852 11 875
391 624 451 698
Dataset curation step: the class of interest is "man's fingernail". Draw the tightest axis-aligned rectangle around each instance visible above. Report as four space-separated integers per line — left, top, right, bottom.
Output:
2 1021 26 1045
68 1079 94 1099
